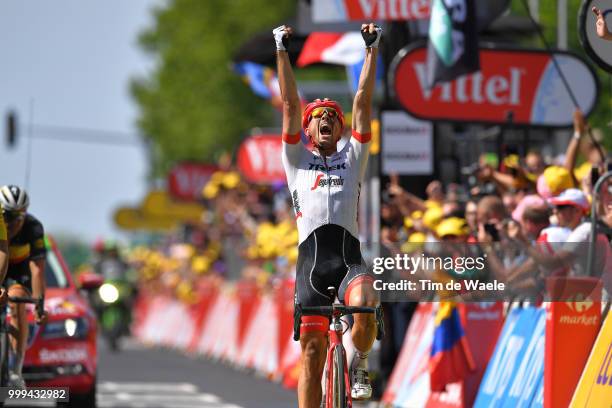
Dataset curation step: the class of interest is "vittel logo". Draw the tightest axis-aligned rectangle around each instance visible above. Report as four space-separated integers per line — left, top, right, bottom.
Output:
353 0 429 20
414 62 524 106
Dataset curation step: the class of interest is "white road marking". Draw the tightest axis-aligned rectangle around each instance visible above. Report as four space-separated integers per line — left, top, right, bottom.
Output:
97 381 243 408
5 381 244 408
99 381 198 393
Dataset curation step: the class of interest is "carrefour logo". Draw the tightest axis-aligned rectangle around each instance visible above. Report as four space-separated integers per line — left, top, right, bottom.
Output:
565 293 594 313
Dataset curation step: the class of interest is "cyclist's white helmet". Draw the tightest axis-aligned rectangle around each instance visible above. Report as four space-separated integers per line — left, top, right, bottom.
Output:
0 185 29 212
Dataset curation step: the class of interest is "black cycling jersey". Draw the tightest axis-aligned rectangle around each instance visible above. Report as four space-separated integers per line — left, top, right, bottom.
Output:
295 223 373 308
5 214 46 290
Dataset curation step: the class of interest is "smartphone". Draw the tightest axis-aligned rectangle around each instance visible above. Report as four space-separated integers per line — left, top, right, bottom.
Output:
591 167 600 189
484 223 500 242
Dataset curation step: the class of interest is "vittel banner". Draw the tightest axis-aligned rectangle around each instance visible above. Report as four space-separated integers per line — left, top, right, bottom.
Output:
237 134 285 184
311 0 430 22
168 162 217 201
390 44 598 127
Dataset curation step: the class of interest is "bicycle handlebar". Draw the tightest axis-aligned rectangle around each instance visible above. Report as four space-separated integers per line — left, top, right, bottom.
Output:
300 305 377 316
293 303 385 341
7 296 45 317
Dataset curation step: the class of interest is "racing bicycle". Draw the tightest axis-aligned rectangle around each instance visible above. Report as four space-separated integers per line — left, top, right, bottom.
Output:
293 287 384 408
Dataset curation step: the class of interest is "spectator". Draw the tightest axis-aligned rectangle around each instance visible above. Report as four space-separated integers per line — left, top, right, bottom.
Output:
593 7 612 40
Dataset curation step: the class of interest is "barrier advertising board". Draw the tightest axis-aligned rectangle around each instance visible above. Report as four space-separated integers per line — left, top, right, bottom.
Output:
474 307 545 407
544 277 602 408
570 310 612 407
383 303 434 407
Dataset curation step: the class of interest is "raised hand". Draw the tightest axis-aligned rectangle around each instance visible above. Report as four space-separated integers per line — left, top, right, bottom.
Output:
361 23 382 48
273 25 292 51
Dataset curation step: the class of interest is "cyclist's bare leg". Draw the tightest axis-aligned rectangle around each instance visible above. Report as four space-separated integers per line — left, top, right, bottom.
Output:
8 284 29 376
346 280 377 353
346 279 377 399
298 331 327 408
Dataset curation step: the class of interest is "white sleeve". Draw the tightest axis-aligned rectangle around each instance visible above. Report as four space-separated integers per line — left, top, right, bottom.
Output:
281 132 305 185
349 129 371 181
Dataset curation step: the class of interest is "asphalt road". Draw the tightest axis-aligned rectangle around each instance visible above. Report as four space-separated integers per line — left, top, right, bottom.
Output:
96 338 296 408
6 338 378 407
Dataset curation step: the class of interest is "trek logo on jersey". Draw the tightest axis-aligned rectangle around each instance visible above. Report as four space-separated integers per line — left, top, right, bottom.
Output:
311 174 345 190
308 163 347 171
292 190 302 219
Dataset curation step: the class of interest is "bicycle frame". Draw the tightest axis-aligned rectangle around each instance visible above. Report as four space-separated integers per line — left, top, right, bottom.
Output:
293 289 384 408
325 308 352 408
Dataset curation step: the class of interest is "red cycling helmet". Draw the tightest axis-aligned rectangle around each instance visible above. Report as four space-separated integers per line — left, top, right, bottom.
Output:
301 98 345 133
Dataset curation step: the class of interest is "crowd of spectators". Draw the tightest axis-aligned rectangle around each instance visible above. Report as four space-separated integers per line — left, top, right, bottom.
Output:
382 111 611 291
126 157 299 305
378 111 612 371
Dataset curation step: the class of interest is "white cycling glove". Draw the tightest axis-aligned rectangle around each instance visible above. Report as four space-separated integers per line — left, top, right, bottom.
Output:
273 25 290 51
362 25 383 48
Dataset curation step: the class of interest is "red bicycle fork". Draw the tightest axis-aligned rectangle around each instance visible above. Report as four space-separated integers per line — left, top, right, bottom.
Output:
325 319 352 408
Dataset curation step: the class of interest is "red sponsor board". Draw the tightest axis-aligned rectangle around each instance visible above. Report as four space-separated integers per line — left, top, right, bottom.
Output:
544 277 602 408
236 280 261 349
237 134 286 184
168 162 217 201
390 44 598 127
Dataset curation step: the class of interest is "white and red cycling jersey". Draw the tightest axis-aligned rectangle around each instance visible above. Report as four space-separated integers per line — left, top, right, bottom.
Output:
281 130 371 245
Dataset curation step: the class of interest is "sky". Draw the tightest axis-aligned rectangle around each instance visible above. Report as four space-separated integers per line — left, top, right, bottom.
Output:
0 0 162 242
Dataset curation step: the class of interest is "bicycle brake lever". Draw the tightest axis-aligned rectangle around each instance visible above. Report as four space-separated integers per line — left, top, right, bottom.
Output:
36 297 45 322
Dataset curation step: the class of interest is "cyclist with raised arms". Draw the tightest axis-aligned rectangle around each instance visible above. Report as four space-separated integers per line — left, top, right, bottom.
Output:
274 23 381 407
0 185 48 389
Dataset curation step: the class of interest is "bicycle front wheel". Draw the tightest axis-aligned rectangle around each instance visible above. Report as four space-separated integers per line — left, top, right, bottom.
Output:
331 344 347 408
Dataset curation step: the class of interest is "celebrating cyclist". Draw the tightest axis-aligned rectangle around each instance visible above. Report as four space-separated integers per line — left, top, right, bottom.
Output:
0 185 48 389
275 23 381 407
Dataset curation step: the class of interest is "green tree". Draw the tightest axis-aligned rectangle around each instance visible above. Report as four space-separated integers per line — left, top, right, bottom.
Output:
131 0 296 176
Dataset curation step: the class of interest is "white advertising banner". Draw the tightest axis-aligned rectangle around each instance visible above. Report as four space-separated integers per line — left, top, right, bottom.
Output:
381 111 433 175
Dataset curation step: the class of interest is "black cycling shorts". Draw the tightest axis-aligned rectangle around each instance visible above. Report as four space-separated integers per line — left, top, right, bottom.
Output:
295 224 374 308
3 273 32 293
